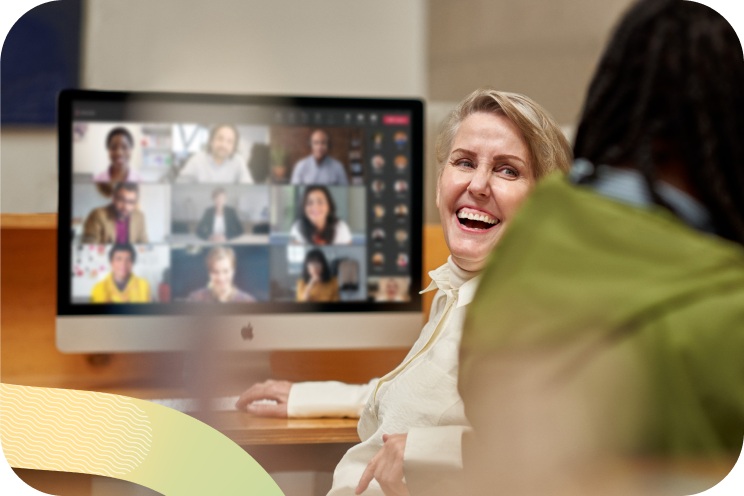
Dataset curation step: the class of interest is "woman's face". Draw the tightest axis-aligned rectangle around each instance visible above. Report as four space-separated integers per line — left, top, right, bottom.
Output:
108 134 132 168
213 192 227 209
436 112 534 272
209 257 235 293
384 278 400 298
304 190 330 228
210 127 237 162
307 260 322 278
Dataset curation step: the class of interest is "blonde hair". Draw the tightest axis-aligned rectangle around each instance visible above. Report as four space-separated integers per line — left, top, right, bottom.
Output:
205 246 236 271
435 89 572 179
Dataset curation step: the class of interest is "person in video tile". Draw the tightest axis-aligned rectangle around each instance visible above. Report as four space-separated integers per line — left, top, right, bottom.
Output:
374 277 409 302
296 249 339 302
93 127 141 184
82 182 148 244
195 187 244 242
290 129 348 185
179 124 254 183
187 246 256 302
290 186 352 245
90 243 151 303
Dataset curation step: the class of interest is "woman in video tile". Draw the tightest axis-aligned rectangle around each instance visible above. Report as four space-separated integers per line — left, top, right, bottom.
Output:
374 277 409 303
195 187 244 242
290 185 352 245
187 246 256 302
296 248 339 302
93 127 141 184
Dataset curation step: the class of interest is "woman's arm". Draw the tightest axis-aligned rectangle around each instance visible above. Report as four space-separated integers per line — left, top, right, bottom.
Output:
236 379 378 418
296 279 311 302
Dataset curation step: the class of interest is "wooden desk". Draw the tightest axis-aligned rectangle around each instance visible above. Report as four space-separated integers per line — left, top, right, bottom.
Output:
218 415 359 446
212 414 359 473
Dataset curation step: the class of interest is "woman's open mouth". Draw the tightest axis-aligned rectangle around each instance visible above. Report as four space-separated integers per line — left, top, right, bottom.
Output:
456 208 498 230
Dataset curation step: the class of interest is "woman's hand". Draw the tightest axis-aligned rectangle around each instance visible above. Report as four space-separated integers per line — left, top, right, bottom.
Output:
303 275 321 301
235 379 292 418
356 433 410 495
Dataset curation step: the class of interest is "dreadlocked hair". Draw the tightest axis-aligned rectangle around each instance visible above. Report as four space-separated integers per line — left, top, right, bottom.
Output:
573 0 744 245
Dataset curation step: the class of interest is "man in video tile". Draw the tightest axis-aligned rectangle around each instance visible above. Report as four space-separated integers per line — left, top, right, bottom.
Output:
82 182 148 244
178 124 254 184
91 243 151 303
290 129 349 185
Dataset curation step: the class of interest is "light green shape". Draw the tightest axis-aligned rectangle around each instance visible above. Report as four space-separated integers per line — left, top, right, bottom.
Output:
123 398 284 495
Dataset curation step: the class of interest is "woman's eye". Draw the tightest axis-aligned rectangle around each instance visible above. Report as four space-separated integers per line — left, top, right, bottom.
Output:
497 166 518 178
453 159 475 169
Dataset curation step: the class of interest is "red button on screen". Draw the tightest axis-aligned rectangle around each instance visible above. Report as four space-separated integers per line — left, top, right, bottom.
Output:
382 114 410 125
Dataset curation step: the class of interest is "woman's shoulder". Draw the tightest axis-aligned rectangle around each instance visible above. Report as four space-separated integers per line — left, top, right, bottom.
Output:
232 288 256 302
93 169 110 182
333 220 353 243
126 168 143 181
188 287 213 302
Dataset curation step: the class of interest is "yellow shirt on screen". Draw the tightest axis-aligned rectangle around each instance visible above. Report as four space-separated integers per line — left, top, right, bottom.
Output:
296 278 339 302
91 274 151 303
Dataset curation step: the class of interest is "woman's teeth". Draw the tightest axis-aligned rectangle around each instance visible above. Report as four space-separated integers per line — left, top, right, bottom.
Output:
456 210 498 230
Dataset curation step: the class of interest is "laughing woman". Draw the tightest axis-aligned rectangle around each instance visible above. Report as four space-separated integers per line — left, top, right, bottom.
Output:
237 89 572 495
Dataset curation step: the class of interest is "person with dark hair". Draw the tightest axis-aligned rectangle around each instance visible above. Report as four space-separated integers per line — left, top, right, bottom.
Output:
460 1 744 492
290 186 352 245
290 129 349 185
187 246 256 303
91 243 150 303
93 126 141 183
179 124 254 183
195 188 244 242
82 182 148 244
296 249 339 302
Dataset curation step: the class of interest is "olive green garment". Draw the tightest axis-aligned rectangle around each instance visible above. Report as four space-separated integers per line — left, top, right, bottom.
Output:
460 174 744 456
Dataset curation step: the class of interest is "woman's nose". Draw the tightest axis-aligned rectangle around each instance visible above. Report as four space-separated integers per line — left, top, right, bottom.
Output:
467 168 490 197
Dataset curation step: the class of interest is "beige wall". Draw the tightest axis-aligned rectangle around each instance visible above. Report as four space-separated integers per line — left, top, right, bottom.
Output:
428 0 634 123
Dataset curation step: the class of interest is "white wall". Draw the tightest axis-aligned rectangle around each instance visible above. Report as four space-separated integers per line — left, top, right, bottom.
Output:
1 0 427 213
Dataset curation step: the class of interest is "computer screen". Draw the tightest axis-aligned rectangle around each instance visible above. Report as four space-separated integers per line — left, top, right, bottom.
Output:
57 90 424 352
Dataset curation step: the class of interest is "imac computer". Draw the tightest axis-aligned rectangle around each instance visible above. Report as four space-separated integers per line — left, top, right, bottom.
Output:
56 90 424 353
